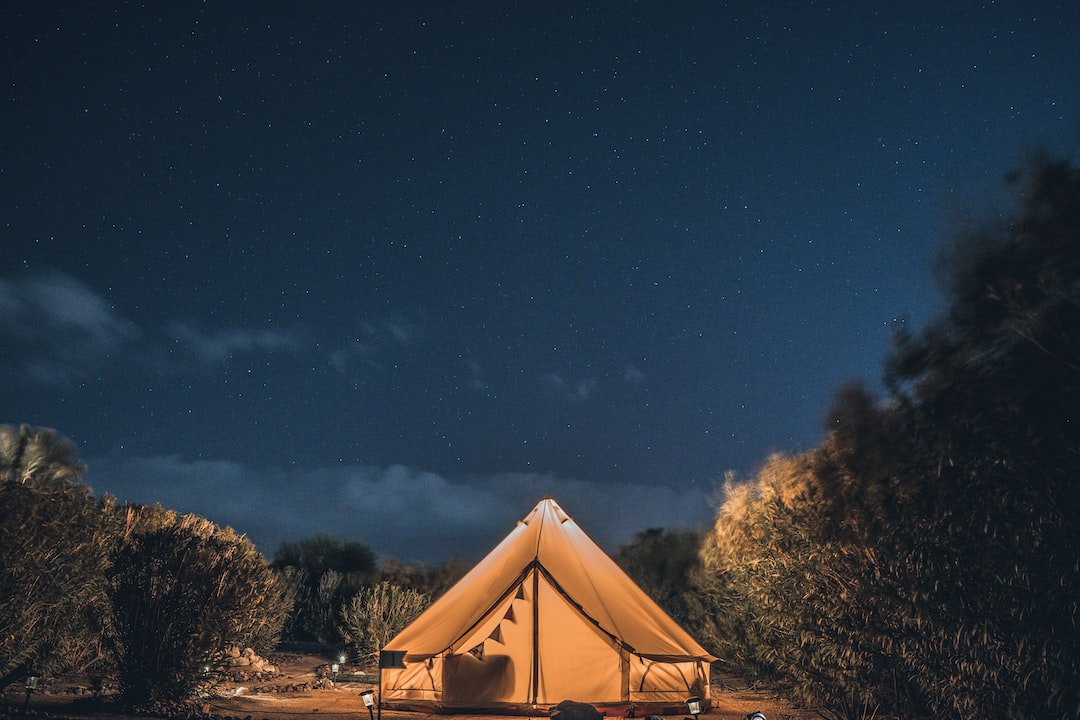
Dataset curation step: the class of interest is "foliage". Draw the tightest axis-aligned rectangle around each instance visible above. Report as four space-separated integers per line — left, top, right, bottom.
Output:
338 581 429 665
877 154 1080 717
106 504 292 705
376 555 470 599
272 533 376 643
614 526 711 636
0 481 116 678
273 532 377 579
703 443 940 719
700 154 1080 719
0 424 86 489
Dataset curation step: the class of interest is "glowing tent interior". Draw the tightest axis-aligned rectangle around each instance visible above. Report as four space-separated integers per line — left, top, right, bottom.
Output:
379 496 716 714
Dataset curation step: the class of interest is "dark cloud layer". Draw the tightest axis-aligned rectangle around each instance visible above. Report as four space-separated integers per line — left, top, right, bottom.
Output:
87 453 715 562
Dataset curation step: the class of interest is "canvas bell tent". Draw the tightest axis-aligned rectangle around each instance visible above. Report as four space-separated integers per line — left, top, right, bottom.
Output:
380 496 716 714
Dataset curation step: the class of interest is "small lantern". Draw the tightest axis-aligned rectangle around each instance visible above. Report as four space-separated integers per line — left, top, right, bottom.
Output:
686 696 702 717
23 669 41 711
360 689 376 720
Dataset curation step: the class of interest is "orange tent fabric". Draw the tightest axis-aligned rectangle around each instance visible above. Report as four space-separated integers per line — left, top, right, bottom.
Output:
380 496 716 713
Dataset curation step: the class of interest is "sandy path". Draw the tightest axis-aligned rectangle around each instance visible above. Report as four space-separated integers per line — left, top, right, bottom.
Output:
7 653 820 720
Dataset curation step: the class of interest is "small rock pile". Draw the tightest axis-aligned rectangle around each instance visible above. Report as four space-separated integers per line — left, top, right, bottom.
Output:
219 647 280 682
249 680 324 694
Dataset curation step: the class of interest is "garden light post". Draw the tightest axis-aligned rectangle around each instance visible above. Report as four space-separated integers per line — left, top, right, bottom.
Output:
360 689 375 720
23 669 40 712
685 696 702 719
332 653 346 678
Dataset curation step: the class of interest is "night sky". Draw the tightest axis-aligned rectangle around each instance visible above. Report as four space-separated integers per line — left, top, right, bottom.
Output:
3 2 1078 563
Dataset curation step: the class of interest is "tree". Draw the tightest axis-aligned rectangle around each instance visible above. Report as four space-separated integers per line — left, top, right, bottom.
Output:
701 154 1080 719
106 504 292 705
338 581 429 666
614 527 707 632
272 533 377 643
0 424 86 489
877 155 1080 717
272 533 377 579
375 555 470 599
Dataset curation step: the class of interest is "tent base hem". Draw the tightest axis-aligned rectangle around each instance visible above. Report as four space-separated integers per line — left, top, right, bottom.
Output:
381 700 712 716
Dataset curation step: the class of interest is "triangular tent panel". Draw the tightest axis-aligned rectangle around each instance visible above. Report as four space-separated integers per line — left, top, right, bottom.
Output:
380 496 716 714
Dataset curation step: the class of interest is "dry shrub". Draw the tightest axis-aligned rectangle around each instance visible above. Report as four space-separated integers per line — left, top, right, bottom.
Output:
107 504 292 705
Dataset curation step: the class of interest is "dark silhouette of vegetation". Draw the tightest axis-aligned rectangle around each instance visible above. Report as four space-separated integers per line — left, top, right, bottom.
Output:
271 534 469 649
273 532 378 579
874 154 1080 717
107 504 292 705
614 527 710 632
272 533 377 644
375 555 471 599
701 154 1080 719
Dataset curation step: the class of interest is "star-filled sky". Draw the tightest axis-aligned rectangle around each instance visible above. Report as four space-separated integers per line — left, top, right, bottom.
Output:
3 2 1077 563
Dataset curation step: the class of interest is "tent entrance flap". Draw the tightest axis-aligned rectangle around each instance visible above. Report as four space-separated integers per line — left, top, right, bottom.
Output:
534 569 623 704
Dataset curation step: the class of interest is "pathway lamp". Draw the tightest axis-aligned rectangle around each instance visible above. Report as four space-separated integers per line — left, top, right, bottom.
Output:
360 689 376 720
685 696 702 719
23 669 40 711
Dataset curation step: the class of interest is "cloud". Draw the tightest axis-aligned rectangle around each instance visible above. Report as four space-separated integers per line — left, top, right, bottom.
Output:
85 454 717 564
169 321 308 365
0 273 138 386
327 317 420 376
466 360 489 392
385 319 418 344
0 270 432 393
543 372 597 402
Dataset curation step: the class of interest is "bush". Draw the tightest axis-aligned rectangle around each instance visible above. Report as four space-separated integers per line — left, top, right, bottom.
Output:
106 504 292 705
339 581 429 666
0 482 115 678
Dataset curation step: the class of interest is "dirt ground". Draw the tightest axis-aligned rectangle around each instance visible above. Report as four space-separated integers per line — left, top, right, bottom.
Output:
6 652 821 720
